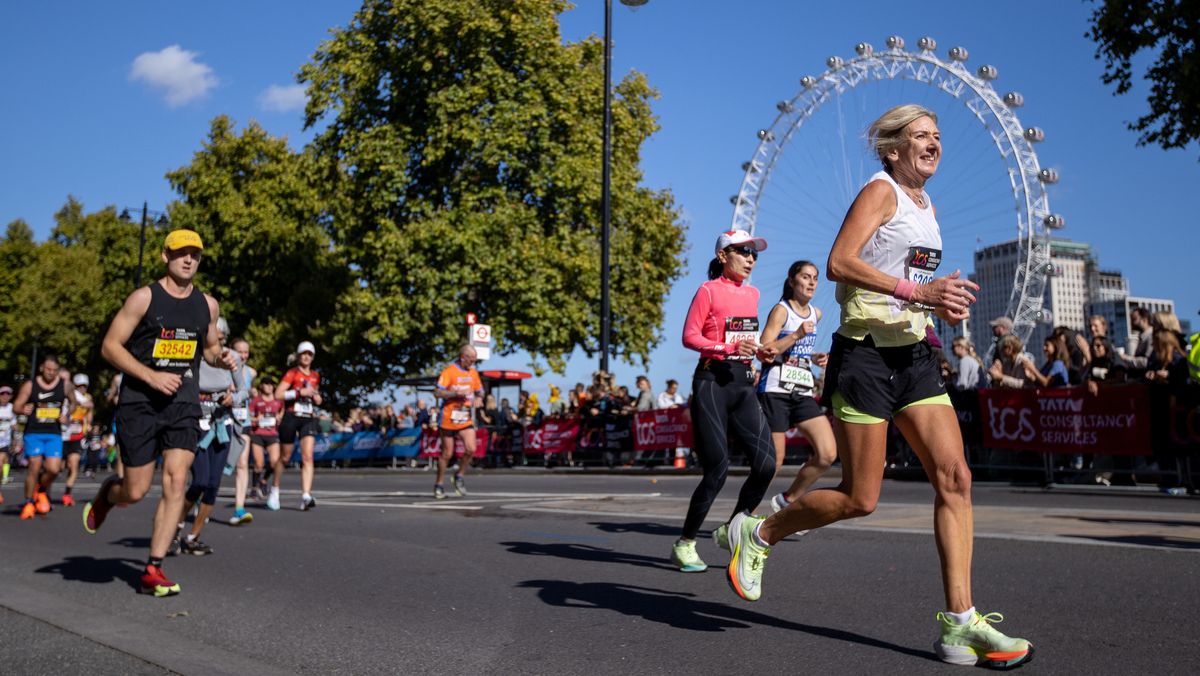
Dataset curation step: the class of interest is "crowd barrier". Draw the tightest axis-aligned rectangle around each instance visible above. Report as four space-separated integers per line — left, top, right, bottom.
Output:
296 383 1199 486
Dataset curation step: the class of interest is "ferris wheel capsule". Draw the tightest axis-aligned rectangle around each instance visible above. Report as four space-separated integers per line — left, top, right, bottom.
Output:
730 195 741 205
1044 214 1066 229
757 129 774 141
949 46 969 62
1023 127 1045 142
777 100 795 113
977 65 998 80
917 36 937 51
826 55 844 69
1038 168 1059 184
855 42 873 56
800 75 817 89
1003 92 1025 108
886 35 904 50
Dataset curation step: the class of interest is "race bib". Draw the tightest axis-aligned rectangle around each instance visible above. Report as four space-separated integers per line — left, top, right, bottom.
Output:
259 415 277 429
450 409 471 425
724 317 760 360
0 420 12 431
233 406 249 424
780 361 815 389
36 406 61 421
904 246 941 311
152 339 198 360
293 401 314 417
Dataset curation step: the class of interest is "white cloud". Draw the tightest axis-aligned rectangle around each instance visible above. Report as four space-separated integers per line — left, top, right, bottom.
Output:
129 45 218 107
259 84 307 113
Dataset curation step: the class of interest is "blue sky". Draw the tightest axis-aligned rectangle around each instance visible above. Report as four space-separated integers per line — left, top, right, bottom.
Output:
1 0 1195 404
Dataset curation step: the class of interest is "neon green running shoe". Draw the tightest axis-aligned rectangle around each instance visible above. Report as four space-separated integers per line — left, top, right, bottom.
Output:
670 539 707 572
726 511 769 601
713 523 729 551
935 611 1034 669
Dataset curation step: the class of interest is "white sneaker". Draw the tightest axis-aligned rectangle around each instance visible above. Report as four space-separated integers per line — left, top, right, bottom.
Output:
770 492 789 514
267 489 280 511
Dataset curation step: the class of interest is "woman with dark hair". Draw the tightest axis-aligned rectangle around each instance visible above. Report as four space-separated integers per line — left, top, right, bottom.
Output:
1051 326 1089 385
671 229 777 573
1027 335 1070 388
755 260 837 514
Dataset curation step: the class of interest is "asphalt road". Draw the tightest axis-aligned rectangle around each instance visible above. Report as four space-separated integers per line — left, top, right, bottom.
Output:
1 469 1198 675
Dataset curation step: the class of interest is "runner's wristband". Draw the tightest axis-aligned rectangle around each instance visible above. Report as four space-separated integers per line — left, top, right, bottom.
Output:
893 279 918 302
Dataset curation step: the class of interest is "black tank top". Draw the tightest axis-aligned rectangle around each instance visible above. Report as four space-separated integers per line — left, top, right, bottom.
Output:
120 282 210 406
26 377 66 435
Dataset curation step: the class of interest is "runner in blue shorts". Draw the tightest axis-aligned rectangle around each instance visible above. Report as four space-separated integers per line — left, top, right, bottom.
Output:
12 354 75 519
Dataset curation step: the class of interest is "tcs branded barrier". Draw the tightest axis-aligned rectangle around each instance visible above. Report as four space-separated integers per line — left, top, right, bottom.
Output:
978 384 1151 455
297 383 1194 467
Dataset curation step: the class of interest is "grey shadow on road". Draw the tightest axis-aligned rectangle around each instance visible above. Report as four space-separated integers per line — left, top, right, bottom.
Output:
502 541 678 571
1060 533 1200 550
35 556 144 591
109 537 152 549
588 521 684 538
517 579 932 661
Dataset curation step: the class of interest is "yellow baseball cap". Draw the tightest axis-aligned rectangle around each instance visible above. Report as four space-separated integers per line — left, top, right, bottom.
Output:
163 229 204 251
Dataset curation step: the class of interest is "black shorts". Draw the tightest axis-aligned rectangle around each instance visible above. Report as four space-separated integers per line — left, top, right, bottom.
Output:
115 400 201 468
758 392 825 434
250 433 279 447
278 414 318 444
820 333 947 421
64 439 83 456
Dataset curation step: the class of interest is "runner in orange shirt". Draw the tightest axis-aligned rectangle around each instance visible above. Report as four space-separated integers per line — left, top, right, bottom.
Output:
433 344 483 499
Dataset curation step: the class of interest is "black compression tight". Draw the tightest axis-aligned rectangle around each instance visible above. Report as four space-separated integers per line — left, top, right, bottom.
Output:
681 375 776 540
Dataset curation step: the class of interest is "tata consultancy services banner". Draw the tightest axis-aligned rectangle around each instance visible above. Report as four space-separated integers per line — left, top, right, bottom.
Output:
979 384 1150 455
633 407 693 451
524 417 581 454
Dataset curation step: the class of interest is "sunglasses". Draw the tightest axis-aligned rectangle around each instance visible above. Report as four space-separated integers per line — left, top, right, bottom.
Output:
726 245 759 260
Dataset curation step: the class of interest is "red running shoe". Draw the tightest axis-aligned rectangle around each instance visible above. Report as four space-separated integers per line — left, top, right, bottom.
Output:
139 565 181 597
35 491 51 514
61 494 76 507
20 502 36 520
82 475 122 535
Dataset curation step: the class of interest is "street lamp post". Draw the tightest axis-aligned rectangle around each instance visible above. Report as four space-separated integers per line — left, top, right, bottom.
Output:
120 202 169 290
600 0 647 375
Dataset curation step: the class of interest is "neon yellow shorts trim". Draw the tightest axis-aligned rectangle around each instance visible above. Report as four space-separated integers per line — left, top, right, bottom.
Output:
831 391 952 425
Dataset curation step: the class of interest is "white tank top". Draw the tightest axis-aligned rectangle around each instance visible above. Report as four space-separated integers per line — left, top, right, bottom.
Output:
836 170 942 346
759 300 820 396
0 402 12 446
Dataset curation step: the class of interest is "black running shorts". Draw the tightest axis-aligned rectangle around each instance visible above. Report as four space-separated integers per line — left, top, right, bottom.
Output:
278 413 318 444
63 439 84 456
115 400 201 468
250 433 279 447
820 333 947 421
757 392 825 434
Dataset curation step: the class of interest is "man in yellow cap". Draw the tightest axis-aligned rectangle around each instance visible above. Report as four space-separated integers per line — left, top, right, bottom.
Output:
83 229 237 597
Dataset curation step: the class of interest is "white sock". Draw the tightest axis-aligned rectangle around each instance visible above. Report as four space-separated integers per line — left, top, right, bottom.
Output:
302 493 311 500
751 521 770 548
777 492 790 504
946 607 976 625
185 534 196 543
270 487 279 496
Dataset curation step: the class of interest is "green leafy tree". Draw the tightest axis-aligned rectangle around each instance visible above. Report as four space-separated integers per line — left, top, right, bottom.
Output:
0 219 38 380
300 0 685 377
166 116 352 396
1088 0 1200 157
0 199 143 389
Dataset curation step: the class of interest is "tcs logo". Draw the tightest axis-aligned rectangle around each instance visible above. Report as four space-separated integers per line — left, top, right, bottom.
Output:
986 398 1035 442
635 418 657 446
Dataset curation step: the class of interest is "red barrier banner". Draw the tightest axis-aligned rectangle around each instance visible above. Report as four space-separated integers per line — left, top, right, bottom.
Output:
524 417 580 455
979 385 1150 455
633 407 693 451
419 428 489 457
